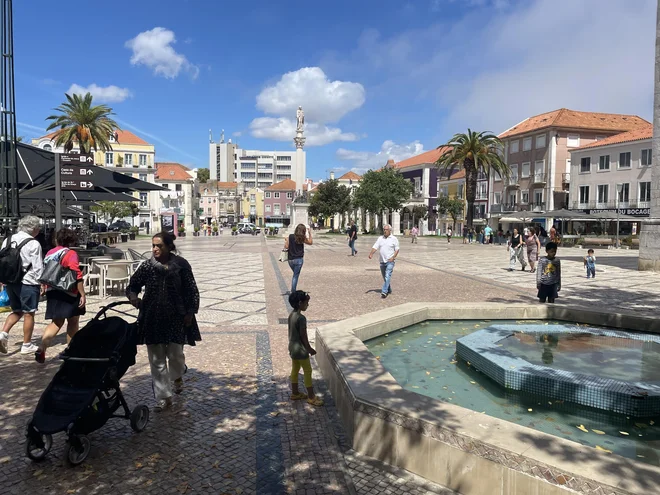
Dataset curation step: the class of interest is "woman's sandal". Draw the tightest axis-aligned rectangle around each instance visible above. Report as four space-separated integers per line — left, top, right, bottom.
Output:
290 393 307 401
307 397 324 407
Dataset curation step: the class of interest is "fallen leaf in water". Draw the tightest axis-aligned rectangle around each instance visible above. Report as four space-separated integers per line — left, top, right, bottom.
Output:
635 423 648 429
270 411 280 417
470 381 476 384
412 386 420 389
548 402 553 405
577 425 589 433
168 464 177 473
450 360 457 364
595 445 612 453
619 431 629 436
527 408 533 412
223 473 234 479
592 429 605 435
135 462 143 469
33 470 43 477
375 356 380 360
510 366 516 369
545 417 555 422
650 420 655 425
474 325 480 328
637 454 645 458
177 482 191 494
212 461 220 468
401 349 408 352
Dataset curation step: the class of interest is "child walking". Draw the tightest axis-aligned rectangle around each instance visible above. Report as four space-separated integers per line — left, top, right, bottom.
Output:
537 242 561 303
584 249 596 279
288 291 324 406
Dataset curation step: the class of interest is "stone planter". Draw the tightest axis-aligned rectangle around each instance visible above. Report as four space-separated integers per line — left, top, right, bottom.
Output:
120 234 129 242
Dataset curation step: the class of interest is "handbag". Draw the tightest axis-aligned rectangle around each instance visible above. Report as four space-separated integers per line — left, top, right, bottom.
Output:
39 248 78 292
278 249 289 262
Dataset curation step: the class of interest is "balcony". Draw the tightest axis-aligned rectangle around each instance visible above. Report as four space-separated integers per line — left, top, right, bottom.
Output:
562 173 570 184
531 173 546 185
504 176 520 188
409 191 425 202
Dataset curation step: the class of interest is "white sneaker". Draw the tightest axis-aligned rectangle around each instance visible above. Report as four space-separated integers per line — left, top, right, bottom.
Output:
0 332 8 354
20 343 39 354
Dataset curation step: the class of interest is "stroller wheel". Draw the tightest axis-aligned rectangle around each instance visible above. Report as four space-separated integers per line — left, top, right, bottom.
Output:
26 433 52 461
66 435 91 466
130 405 150 432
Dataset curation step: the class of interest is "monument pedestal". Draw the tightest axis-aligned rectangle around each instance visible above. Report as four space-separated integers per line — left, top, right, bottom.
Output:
292 202 310 231
638 218 660 271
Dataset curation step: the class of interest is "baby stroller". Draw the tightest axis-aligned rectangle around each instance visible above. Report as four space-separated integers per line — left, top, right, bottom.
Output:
25 302 150 466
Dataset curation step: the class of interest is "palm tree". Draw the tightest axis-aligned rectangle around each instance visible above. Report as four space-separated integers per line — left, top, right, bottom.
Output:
435 129 510 228
46 92 119 153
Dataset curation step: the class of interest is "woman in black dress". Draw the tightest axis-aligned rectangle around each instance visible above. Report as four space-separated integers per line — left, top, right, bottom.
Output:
127 232 200 411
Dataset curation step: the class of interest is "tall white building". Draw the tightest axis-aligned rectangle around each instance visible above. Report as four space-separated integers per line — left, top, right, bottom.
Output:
209 109 307 193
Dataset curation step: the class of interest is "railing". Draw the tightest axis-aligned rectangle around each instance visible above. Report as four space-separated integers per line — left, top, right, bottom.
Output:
504 176 519 187
532 201 546 212
410 191 425 201
531 173 546 184
562 173 571 183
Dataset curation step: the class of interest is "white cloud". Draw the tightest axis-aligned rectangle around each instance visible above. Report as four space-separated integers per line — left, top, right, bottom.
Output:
125 27 199 79
250 117 358 147
256 67 365 123
336 140 425 172
68 83 132 103
232 131 242 137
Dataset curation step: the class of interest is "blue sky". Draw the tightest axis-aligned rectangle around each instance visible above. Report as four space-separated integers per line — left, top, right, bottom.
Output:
14 0 656 180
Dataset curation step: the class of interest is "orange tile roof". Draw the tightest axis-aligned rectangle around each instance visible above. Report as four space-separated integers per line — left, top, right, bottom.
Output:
217 181 239 188
449 169 465 180
499 108 650 139
392 147 450 169
38 129 151 146
266 178 296 191
572 124 653 151
155 162 193 181
338 171 361 181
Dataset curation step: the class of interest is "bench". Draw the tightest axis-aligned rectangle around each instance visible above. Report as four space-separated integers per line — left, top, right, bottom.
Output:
583 237 614 247
632 239 640 247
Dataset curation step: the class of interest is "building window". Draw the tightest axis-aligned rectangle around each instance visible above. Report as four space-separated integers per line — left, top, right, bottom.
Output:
274 204 281 214
534 190 543 206
476 182 487 200
535 134 546 148
493 192 501 204
598 155 610 171
618 183 630 204
175 184 182 192
494 171 501 181
619 152 631 169
265 192 271 198
276 156 292 162
457 183 464 199
265 204 271 213
124 153 133 165
521 190 529 204
510 164 518 180
567 134 580 147
597 184 609 205
521 162 530 178
510 140 519 153
286 192 293 199
139 173 147 181
508 193 517 206
641 149 652 166
250 194 256 203
208 208 212 214
579 185 590 205
640 181 652 203
139 192 147 206
580 157 591 173
522 137 532 151
43 143 52 151
438 185 448 197
139 154 147 166
105 153 113 165
534 160 545 175
274 192 280 199
286 204 291 214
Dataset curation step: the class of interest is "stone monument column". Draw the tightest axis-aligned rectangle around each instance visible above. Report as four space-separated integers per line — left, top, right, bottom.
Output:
639 3 660 271
294 106 306 195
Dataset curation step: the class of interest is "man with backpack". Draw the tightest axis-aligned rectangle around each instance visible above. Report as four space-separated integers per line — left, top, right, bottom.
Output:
0 216 44 355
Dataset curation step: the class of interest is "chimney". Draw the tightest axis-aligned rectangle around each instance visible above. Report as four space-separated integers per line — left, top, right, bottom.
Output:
386 159 395 167
330 171 335 180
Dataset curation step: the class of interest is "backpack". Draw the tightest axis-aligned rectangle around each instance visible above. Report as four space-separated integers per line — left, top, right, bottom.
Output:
0 234 37 284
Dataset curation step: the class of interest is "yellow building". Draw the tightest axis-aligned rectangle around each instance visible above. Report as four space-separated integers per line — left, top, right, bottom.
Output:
240 187 265 226
32 130 157 230
437 169 467 233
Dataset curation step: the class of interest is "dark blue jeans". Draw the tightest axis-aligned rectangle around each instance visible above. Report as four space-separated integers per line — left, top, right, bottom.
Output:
288 258 304 292
349 238 357 255
380 261 394 295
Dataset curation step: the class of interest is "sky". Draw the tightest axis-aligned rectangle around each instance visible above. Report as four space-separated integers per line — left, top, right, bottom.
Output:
14 0 656 180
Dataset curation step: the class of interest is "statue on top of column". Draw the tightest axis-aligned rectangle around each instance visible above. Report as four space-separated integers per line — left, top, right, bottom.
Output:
296 106 304 132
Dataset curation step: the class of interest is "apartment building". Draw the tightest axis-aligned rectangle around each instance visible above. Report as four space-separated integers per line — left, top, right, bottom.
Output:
569 125 652 225
264 179 296 225
217 182 241 225
492 109 650 226
199 182 219 226
240 187 265 226
154 162 198 233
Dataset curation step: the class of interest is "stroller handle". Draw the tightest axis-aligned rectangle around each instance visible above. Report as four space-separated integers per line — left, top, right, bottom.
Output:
93 301 138 321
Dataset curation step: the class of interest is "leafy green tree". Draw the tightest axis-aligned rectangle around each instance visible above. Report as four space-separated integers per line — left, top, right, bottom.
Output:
353 168 413 232
46 92 120 153
308 179 352 226
435 130 509 228
91 201 139 226
436 196 464 230
197 168 210 183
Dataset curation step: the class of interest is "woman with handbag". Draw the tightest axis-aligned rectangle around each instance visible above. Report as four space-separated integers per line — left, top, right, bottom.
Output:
35 228 86 363
284 224 312 294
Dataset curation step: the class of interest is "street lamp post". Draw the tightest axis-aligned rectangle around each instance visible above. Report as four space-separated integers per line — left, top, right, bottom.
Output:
616 184 623 249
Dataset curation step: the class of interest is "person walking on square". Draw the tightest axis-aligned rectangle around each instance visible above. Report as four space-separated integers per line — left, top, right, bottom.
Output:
484 225 493 245
127 232 201 411
446 227 452 243
0 216 43 355
284 224 312 293
35 228 87 363
508 228 527 272
411 225 419 244
524 227 541 273
288 290 323 407
584 249 597 279
468 227 474 244
368 224 399 299
462 226 468 244
537 242 561 303
347 220 358 256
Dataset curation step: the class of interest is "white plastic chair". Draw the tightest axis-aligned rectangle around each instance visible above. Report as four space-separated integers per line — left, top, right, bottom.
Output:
102 263 131 298
80 263 100 295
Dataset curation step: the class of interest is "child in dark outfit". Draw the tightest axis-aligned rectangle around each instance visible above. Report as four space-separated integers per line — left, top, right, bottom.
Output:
288 291 324 407
537 242 561 303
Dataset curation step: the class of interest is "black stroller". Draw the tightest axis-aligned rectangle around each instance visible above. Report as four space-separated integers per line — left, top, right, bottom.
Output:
25 302 150 466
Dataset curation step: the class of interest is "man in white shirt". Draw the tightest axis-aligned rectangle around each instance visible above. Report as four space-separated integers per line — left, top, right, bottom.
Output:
0 215 43 354
368 224 400 299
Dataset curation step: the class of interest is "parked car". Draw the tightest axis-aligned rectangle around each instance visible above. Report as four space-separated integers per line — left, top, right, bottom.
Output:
91 223 108 232
236 222 261 235
108 220 131 232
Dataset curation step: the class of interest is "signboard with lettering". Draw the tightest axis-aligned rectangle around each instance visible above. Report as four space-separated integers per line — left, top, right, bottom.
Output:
60 165 95 191
60 153 94 165
581 208 650 218
61 179 94 191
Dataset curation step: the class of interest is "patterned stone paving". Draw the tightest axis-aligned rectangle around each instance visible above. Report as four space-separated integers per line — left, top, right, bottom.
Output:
2 232 655 494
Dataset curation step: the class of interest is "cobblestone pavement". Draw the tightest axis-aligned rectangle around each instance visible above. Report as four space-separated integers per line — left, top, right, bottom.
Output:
1 232 653 494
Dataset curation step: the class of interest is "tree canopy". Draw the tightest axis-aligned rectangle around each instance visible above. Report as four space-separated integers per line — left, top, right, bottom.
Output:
197 168 210 183
308 179 352 219
46 92 120 153
91 201 139 225
353 168 413 219
436 196 464 228
435 129 509 228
